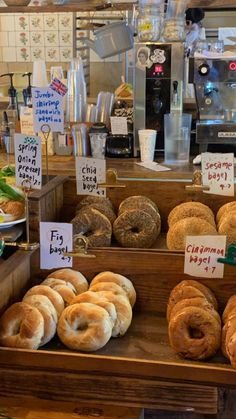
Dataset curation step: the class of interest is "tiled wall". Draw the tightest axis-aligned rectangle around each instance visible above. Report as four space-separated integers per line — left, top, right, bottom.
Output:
0 12 74 62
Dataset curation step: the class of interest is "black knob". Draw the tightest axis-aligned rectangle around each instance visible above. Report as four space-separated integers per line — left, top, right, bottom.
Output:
198 63 210 76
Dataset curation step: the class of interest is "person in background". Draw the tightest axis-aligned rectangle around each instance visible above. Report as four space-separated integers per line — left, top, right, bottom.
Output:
185 8 205 56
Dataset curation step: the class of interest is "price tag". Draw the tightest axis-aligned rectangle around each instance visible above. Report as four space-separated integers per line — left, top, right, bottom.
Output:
110 116 128 135
14 133 42 190
184 235 226 278
40 222 73 269
20 106 34 135
32 86 64 133
202 152 234 196
75 156 106 196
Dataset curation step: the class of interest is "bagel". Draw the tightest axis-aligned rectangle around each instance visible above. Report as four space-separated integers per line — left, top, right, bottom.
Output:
167 202 215 227
70 291 117 327
77 196 114 212
218 214 236 247
47 269 88 294
90 271 136 307
168 306 221 360
166 217 218 251
22 295 57 346
57 302 112 351
94 291 132 337
216 201 236 225
226 331 236 368
71 207 112 248
113 209 159 249
76 203 116 225
222 295 236 324
23 285 65 317
118 196 160 226
89 282 128 300
41 278 77 306
0 302 44 349
169 297 221 326
119 195 159 215
167 284 207 322
171 279 218 311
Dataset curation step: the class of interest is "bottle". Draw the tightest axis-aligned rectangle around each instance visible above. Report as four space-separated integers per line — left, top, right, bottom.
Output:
22 72 32 107
137 3 161 41
0 73 19 120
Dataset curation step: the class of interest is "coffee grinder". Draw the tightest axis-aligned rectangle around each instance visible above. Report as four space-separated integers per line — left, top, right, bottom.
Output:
133 42 185 156
189 52 236 153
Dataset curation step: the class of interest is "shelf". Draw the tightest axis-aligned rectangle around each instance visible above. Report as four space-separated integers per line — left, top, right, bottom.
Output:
0 0 236 13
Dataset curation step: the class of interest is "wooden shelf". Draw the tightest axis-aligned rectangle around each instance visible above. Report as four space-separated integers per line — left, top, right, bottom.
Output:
0 0 236 13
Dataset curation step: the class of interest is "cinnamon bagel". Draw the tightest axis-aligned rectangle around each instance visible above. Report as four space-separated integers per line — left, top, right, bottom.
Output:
171 279 218 311
167 285 206 322
168 306 221 360
169 297 221 326
222 295 236 324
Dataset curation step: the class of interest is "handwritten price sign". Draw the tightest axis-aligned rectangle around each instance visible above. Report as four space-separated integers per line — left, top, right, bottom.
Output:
75 156 106 197
202 152 234 196
184 235 226 278
14 133 42 190
40 222 73 269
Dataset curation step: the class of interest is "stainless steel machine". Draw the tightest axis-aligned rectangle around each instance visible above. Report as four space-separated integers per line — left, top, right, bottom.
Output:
133 42 185 156
189 53 236 153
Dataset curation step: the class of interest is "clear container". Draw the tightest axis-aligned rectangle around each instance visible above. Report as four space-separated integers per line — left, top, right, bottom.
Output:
137 6 161 42
162 18 186 42
164 113 192 165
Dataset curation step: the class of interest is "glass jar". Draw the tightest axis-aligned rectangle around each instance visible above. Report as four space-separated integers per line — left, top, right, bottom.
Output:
162 18 186 42
137 6 161 42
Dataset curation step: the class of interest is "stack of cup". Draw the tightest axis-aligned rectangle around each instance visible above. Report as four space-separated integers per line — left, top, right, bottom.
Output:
138 129 157 162
66 56 87 123
32 60 48 87
96 91 114 128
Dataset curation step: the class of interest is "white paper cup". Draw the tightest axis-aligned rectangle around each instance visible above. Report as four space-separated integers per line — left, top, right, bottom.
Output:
32 60 48 87
138 129 157 162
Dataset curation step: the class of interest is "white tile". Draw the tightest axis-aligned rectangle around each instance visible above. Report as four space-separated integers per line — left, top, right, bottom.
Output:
59 31 72 46
16 47 31 62
60 46 73 62
14 15 29 31
45 47 59 62
29 15 44 31
0 32 8 47
1 15 15 32
2 47 16 62
8 32 16 47
44 31 59 47
31 46 45 61
15 31 30 47
30 31 44 46
58 13 73 30
44 14 58 31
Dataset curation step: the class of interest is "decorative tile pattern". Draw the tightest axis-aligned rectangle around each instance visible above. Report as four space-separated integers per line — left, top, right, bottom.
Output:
0 12 74 63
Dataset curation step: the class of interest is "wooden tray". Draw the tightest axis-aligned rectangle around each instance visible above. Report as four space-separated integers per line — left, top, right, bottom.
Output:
1 249 236 414
28 175 236 244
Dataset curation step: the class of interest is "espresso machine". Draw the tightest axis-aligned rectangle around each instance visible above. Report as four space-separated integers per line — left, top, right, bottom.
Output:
189 53 236 153
133 42 185 156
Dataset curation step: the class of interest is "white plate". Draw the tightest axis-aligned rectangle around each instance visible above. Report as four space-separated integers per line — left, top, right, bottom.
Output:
0 217 26 229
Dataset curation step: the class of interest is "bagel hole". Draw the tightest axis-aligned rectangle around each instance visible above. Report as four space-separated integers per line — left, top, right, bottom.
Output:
131 227 140 233
76 322 87 331
189 327 204 339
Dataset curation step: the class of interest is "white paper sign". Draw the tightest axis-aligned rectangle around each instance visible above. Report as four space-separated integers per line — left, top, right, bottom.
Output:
184 235 226 278
32 87 64 133
20 106 34 135
76 156 106 196
136 162 171 171
40 222 73 269
14 133 42 190
110 116 128 135
202 152 234 196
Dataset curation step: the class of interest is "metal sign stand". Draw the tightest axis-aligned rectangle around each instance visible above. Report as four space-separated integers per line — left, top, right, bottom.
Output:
40 123 51 184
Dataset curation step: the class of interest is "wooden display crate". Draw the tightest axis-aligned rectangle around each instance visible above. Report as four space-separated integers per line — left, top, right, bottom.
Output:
1 248 236 414
29 175 236 246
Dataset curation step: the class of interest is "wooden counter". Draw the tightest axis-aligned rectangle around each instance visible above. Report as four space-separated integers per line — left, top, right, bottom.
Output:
0 153 201 180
